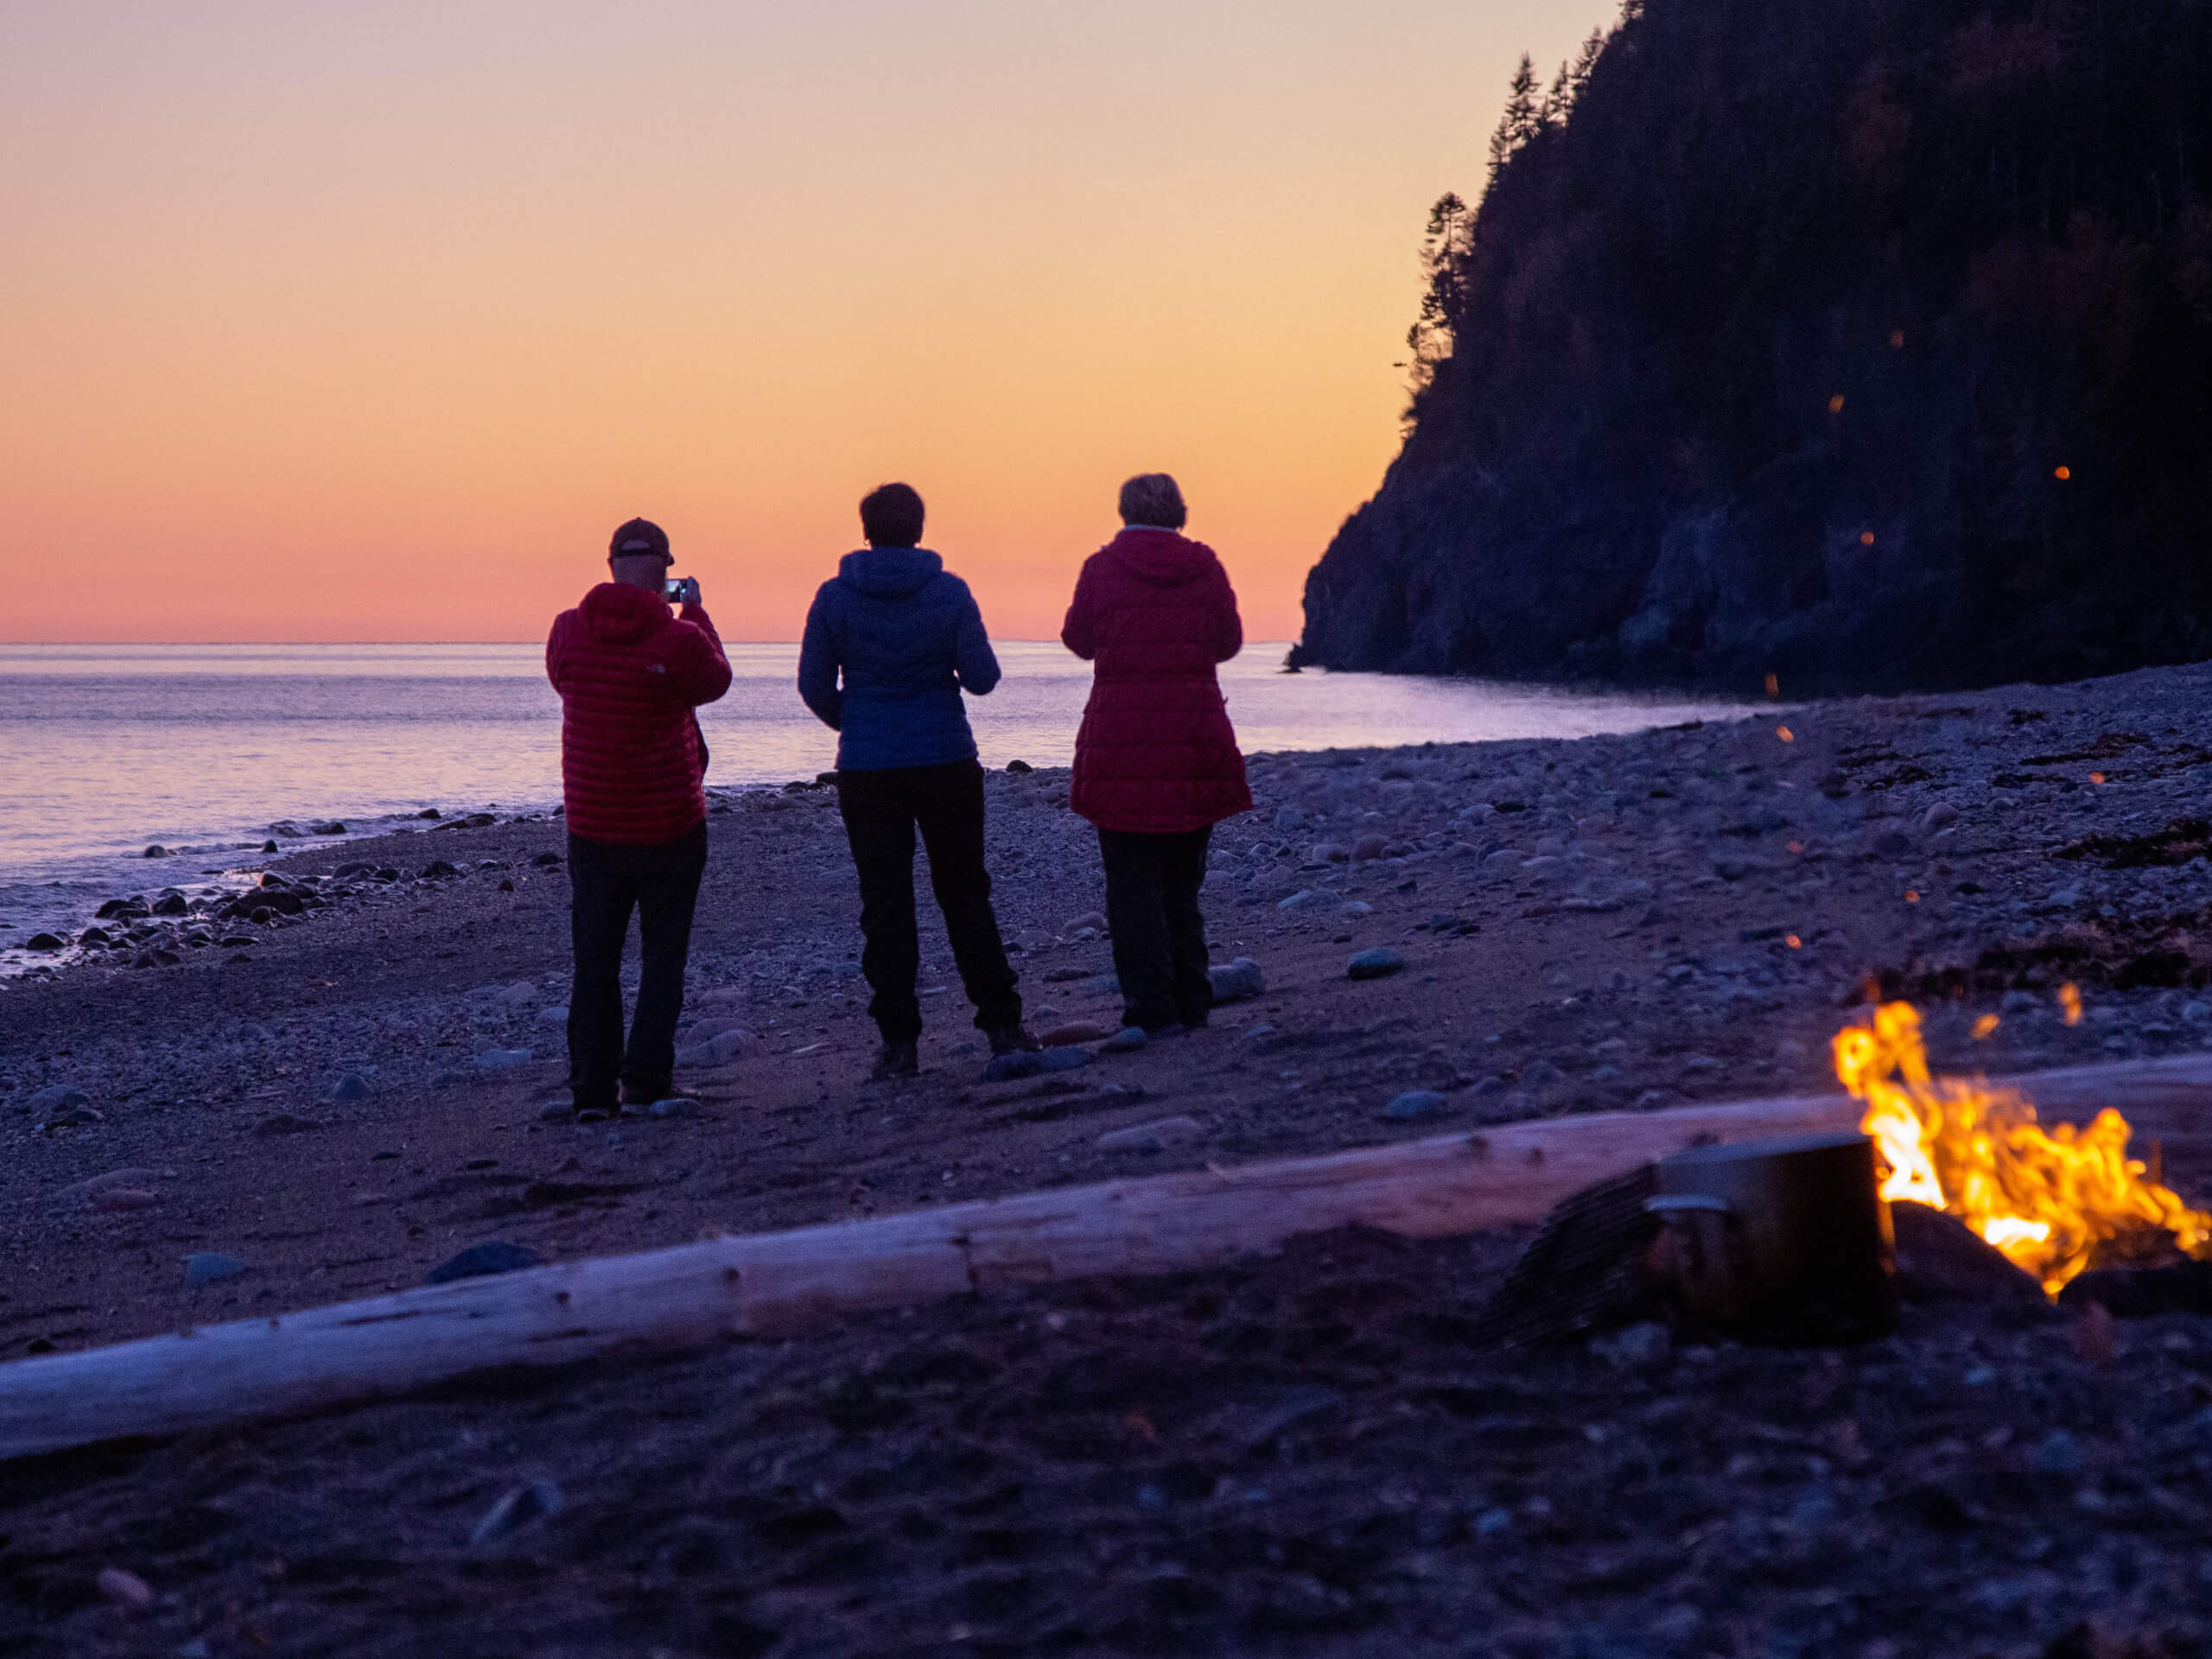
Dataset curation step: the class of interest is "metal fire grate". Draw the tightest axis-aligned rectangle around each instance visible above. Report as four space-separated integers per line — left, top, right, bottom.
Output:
1474 1161 1663 1347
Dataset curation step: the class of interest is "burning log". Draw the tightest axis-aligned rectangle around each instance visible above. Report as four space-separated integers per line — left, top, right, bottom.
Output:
2 1050 2211 1462
1840 1005 2212 1294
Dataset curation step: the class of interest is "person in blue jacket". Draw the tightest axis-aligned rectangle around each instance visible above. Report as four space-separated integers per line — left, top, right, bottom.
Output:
799 482 1036 1079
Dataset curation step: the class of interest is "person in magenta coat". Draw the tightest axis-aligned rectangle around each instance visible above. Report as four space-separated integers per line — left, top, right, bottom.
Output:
1062 474 1254 1034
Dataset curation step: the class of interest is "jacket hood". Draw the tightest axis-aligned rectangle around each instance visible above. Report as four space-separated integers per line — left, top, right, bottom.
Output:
1103 526 1215 586
839 546 944 599
579 581 673 645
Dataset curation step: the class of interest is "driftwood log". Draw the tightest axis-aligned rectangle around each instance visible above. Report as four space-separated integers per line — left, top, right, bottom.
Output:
3 1052 2209 1462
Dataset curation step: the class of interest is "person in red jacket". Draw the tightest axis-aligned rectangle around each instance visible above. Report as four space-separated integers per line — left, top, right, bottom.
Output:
1062 474 1252 1035
545 518 733 1119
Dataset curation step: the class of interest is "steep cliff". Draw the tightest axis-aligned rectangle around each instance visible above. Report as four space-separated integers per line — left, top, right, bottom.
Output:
1294 0 2212 692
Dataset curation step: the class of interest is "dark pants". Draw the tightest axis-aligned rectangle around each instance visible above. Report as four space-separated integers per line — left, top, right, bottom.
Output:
567 824 707 1108
836 760 1021 1044
1098 825 1213 1031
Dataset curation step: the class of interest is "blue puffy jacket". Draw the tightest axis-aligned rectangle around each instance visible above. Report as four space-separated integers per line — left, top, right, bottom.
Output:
798 547 1001 772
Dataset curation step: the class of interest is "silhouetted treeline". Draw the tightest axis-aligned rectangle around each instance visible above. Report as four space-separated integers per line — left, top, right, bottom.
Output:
1294 0 2212 692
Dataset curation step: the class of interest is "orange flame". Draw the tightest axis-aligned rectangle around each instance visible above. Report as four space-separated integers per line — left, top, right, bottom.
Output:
1834 1002 2211 1295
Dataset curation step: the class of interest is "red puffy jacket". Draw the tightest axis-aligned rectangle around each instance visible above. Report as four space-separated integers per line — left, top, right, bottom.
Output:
546 582 733 844
1062 528 1252 835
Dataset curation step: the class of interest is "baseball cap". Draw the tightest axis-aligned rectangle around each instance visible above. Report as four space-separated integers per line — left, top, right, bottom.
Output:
607 518 671 563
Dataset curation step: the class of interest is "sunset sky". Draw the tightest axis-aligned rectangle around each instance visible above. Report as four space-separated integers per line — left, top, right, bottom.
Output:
3 1 1610 643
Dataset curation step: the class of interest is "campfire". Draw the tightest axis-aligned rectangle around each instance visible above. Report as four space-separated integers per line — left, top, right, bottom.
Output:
1836 1001 2212 1295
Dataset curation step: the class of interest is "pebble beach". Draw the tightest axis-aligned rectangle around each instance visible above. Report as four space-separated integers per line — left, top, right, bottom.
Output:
10 660 2212 1653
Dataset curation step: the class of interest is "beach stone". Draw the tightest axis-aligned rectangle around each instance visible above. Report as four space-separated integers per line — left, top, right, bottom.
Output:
2031 1429 2081 1478
184 1252 248 1288
1038 1046 1094 1072
499 981 537 1008
309 820 346 836
421 859 460 880
676 1027 751 1067
649 1096 702 1118
1522 1058 1567 1090
1272 804 1308 833
474 1047 532 1071
1346 947 1407 980
142 844 170 858
52 1166 161 1204
1591 1322 1672 1370
536 1004 569 1027
22 932 66 951
326 1072 375 1102
1384 1089 1445 1121
92 1187 156 1213
1207 957 1267 1002
1339 900 1374 918
1062 911 1107 938
1096 1116 1205 1153
149 892 189 915
426 1240 541 1285
1278 888 1333 913
983 1050 1044 1082
95 1567 156 1609
1309 842 1351 864
260 839 279 854
28 1084 92 1122
471 1478 565 1546
1351 834 1390 861
1100 1026 1148 1053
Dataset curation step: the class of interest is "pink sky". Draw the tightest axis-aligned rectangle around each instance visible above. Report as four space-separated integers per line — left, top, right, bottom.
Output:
2 0 1611 642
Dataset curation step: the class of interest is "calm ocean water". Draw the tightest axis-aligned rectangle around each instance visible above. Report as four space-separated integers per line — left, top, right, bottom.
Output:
0 641 1757 971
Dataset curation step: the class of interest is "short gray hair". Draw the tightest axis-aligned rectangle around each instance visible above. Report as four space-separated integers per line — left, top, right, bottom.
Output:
1117 473 1186 530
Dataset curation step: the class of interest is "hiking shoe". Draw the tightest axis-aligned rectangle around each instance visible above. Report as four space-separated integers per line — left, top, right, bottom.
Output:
986 1024 1041 1056
869 1041 920 1082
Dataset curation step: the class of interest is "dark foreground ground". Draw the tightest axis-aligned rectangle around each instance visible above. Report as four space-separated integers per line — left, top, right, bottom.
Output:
10 662 2212 1654
7 1227 2212 1659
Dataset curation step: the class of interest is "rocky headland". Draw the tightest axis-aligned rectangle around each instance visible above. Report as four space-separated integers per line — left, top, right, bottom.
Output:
1294 0 2212 691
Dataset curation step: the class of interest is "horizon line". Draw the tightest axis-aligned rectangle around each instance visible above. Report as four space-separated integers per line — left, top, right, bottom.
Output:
0 639 1300 649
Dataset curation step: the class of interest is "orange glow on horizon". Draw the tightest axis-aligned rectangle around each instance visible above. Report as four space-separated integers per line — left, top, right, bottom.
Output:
1 0 1620 645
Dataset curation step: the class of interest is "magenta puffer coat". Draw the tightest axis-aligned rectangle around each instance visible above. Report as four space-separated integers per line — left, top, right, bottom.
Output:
1061 527 1252 835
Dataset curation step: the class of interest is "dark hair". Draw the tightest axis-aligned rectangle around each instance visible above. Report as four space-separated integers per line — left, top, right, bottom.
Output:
1118 473 1186 530
859 482 925 548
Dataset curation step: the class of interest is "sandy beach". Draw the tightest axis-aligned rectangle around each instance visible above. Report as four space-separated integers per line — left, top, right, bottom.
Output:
9 662 2212 1653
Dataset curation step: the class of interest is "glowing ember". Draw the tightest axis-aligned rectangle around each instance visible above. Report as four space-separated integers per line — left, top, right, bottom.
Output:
1834 1001 2212 1295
